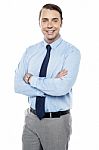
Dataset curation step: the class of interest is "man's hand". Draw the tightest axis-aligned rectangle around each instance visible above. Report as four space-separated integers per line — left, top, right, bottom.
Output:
23 73 33 84
55 69 68 78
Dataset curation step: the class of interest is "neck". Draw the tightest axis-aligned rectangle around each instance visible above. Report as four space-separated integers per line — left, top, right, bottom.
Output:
44 34 60 44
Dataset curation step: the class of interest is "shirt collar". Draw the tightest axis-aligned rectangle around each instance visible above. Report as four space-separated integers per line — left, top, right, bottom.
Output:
43 36 63 50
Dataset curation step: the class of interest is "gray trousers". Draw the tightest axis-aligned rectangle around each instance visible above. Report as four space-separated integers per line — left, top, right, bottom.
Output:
22 108 72 150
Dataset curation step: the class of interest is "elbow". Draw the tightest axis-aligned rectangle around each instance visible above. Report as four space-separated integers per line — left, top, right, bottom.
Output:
60 88 72 96
14 80 21 94
14 83 20 93
56 83 72 96
49 87 71 96
56 89 70 96
14 77 24 94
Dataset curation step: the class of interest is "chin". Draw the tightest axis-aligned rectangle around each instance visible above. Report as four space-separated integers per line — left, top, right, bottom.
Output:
47 35 56 40
44 34 59 43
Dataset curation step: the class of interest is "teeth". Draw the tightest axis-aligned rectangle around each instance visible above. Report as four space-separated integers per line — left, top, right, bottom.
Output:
47 30 53 34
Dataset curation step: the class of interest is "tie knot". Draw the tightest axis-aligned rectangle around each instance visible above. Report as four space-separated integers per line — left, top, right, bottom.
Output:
46 45 51 52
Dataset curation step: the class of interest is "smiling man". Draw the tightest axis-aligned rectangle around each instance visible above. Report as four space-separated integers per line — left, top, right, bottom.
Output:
39 7 62 44
14 3 81 150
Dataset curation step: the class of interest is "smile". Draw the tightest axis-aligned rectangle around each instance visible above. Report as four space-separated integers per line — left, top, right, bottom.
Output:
47 30 55 34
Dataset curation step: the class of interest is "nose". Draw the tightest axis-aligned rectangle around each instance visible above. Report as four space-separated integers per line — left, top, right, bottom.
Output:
47 21 53 28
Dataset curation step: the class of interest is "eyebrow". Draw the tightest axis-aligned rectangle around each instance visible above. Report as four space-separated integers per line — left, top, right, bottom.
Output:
42 17 59 20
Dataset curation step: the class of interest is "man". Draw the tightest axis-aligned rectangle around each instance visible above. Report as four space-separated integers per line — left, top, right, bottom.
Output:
14 3 81 150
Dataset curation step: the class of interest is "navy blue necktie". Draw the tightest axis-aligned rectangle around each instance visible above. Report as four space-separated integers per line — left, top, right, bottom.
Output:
36 45 51 119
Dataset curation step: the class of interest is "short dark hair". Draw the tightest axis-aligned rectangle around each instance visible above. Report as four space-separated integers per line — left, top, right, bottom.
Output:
39 3 63 22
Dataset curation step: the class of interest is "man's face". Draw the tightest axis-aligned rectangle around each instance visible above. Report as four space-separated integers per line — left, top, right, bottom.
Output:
39 8 62 44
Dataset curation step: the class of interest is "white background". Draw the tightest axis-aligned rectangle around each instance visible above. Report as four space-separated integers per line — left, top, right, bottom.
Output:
0 0 99 150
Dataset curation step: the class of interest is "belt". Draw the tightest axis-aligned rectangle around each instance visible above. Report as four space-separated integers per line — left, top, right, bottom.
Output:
30 107 70 118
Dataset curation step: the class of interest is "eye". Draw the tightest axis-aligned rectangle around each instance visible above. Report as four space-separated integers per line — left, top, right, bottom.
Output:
53 19 59 22
54 20 58 22
42 18 48 22
42 20 46 22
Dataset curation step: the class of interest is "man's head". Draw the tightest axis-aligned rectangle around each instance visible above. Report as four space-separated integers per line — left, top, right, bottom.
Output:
39 4 63 44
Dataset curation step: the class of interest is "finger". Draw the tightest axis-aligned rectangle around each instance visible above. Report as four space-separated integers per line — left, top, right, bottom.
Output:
62 69 68 73
59 71 68 77
62 70 68 75
25 73 30 78
60 70 67 75
23 75 28 82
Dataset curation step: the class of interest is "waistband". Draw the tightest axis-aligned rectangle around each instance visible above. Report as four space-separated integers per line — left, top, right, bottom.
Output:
30 107 70 118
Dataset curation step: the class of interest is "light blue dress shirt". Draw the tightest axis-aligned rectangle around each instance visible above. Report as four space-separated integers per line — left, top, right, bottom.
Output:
14 37 81 112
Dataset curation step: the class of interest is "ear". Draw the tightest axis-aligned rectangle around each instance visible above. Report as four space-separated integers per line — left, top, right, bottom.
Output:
60 20 63 27
39 19 40 26
39 22 42 29
39 18 42 27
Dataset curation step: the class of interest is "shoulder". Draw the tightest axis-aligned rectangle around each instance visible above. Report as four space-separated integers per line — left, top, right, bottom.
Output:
22 41 43 60
62 40 81 56
26 41 43 53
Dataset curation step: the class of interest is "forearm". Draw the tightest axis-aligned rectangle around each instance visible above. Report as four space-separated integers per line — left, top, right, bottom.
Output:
29 75 75 96
14 81 44 97
14 74 45 97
